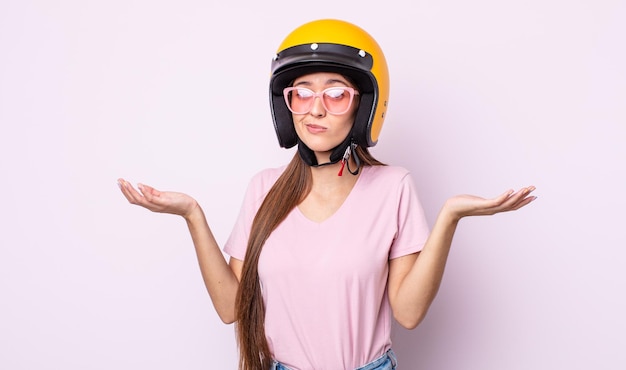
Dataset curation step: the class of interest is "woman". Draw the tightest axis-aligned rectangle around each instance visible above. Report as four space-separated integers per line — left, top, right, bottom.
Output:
118 19 536 370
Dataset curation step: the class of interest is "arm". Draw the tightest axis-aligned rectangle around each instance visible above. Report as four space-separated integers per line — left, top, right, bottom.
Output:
388 186 537 329
118 179 242 324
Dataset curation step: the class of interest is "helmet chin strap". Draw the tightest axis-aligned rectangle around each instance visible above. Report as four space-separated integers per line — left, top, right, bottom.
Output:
296 136 361 176
337 140 360 176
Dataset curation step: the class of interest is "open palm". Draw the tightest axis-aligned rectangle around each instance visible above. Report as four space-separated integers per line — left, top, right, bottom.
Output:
445 186 536 220
118 178 198 218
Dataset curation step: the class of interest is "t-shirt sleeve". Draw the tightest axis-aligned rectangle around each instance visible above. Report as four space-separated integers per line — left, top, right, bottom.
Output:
389 173 431 259
223 168 282 261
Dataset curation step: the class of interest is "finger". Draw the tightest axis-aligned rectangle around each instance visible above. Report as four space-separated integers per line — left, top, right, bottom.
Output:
118 179 147 205
483 189 514 209
509 195 537 211
509 186 537 210
117 179 135 200
137 183 161 203
474 187 531 215
492 189 514 207
118 181 133 204
503 186 535 204
498 186 536 211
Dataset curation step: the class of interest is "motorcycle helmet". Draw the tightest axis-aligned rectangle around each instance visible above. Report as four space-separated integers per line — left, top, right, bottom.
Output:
269 19 390 168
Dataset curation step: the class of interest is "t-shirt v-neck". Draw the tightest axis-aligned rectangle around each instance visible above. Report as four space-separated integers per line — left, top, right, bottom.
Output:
294 168 364 226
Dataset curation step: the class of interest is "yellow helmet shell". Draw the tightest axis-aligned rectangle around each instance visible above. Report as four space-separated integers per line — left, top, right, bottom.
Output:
269 19 390 148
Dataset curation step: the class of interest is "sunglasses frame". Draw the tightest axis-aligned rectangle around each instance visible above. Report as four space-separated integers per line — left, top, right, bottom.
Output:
283 86 359 115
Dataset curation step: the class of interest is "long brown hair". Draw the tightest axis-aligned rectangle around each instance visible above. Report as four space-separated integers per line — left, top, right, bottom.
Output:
235 146 383 370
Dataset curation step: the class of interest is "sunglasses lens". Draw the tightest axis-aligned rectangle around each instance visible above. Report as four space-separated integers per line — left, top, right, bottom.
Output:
285 87 354 115
322 88 352 114
287 88 314 114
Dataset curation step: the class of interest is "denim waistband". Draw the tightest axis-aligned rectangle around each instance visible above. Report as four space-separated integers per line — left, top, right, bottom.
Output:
356 349 397 370
271 348 398 370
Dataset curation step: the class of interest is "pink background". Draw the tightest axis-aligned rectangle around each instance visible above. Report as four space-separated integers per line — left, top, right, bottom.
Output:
1 0 624 369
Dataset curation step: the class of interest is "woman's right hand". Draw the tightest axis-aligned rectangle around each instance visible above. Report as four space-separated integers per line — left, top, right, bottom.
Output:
117 178 198 218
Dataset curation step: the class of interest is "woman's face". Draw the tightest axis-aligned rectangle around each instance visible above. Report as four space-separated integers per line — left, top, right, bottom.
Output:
289 72 359 163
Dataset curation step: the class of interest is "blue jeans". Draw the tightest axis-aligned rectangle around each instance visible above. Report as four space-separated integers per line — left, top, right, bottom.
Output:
272 348 398 370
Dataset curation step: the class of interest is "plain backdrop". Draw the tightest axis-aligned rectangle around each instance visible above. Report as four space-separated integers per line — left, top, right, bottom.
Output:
1 0 624 369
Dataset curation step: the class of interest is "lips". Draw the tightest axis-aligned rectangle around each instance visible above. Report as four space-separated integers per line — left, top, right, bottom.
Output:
305 123 327 134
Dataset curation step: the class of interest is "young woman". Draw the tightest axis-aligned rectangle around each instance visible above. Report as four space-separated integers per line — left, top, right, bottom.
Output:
118 19 536 370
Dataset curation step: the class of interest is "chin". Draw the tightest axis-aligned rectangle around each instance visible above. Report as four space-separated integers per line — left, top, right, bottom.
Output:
299 133 345 152
302 141 339 155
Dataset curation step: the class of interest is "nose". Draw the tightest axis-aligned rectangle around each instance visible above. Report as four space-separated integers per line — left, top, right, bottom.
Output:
308 95 326 117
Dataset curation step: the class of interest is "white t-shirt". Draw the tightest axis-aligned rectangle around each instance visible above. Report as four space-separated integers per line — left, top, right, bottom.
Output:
224 165 430 370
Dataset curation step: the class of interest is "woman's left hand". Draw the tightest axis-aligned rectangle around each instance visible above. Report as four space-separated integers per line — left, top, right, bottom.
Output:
444 186 537 222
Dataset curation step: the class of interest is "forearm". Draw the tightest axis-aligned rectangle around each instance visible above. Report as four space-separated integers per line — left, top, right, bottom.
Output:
393 205 459 329
391 186 536 329
184 204 240 324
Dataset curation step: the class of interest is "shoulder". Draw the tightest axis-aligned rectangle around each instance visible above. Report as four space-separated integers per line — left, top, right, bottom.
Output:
243 165 287 202
232 165 287 217
249 165 287 188
361 165 412 185
359 165 421 201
